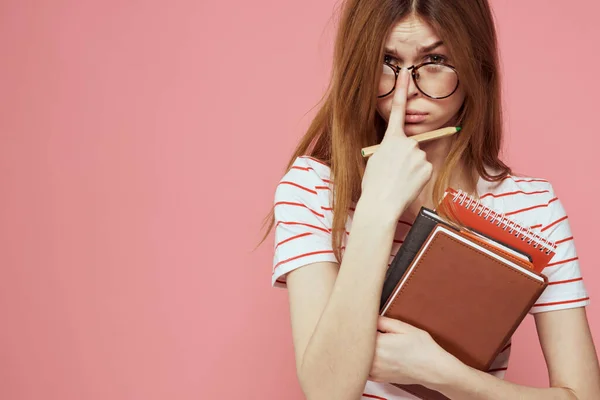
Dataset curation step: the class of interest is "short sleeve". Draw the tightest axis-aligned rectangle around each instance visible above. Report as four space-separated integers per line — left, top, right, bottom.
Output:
528 185 590 314
271 157 339 288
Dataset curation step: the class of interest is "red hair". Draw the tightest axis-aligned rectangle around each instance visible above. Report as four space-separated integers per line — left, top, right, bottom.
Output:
259 0 511 261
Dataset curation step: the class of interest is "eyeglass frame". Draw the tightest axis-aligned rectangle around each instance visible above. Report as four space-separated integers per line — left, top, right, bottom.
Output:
378 60 460 100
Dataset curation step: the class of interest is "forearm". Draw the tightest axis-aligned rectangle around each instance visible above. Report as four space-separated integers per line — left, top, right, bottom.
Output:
430 358 577 400
300 200 398 400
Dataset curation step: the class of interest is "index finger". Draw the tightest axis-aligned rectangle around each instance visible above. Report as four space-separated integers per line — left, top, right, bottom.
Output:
385 67 410 138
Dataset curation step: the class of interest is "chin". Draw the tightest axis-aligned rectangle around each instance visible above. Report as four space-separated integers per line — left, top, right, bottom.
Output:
403 123 437 136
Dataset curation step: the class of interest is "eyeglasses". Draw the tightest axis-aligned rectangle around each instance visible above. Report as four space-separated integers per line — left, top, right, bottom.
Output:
378 61 460 99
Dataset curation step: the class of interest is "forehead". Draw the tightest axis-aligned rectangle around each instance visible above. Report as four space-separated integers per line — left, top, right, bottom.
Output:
385 14 440 48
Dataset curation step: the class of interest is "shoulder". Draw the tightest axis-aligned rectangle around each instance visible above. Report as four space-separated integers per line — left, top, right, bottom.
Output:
275 156 332 204
476 168 564 230
271 157 338 287
284 155 332 182
479 173 557 202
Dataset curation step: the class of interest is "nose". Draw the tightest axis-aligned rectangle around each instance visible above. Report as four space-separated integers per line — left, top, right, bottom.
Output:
405 69 419 98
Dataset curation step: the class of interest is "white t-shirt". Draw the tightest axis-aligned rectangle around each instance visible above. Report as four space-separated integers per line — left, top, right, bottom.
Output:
271 155 590 400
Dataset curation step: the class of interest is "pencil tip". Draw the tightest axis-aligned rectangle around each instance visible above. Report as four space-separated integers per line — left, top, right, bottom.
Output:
456 126 462 132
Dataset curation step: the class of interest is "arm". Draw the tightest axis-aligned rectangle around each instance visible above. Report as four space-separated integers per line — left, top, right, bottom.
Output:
282 67 430 399
427 307 600 400
287 201 398 400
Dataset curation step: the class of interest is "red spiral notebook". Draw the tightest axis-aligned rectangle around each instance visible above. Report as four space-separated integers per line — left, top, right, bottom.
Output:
436 188 557 272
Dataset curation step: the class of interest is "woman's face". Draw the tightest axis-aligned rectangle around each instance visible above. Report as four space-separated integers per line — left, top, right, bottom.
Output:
376 14 466 137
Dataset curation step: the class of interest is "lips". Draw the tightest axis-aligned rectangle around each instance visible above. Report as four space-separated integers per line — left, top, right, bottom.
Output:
405 110 428 115
404 111 428 123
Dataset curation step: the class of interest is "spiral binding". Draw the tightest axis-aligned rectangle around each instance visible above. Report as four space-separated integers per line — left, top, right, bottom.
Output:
452 189 557 255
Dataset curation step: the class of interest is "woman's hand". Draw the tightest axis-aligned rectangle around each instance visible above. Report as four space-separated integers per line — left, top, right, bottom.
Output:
368 316 458 387
360 68 433 222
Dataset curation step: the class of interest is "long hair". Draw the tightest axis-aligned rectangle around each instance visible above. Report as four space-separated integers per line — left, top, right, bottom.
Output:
258 0 511 261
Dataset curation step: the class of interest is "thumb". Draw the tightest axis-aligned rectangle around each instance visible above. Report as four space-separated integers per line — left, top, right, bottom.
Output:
377 316 415 333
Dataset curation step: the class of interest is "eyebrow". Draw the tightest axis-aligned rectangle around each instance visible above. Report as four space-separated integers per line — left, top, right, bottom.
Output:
384 40 445 56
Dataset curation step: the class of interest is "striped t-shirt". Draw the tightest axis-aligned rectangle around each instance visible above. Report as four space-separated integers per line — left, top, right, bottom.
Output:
271 155 590 400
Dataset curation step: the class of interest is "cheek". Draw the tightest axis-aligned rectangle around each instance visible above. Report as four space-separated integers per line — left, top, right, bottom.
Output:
446 88 466 114
376 98 392 122
430 89 466 120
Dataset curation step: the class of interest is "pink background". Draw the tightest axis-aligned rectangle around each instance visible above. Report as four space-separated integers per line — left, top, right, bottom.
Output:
1 0 598 398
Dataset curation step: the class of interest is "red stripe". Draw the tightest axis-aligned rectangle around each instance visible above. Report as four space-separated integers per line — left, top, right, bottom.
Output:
315 185 331 190
505 197 558 216
274 249 340 269
488 367 508 373
555 236 574 245
275 201 325 218
362 394 388 400
541 216 568 233
279 181 317 195
548 277 583 286
275 232 312 249
300 155 329 167
276 221 350 236
290 165 311 171
276 221 330 234
505 176 549 183
530 224 542 229
532 297 590 308
479 189 550 199
290 165 332 185
547 257 578 267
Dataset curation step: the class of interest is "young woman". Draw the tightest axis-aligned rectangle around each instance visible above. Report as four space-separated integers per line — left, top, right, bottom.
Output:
260 0 600 398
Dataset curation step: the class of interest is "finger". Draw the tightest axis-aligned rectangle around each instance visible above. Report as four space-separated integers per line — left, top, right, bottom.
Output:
377 316 414 333
385 67 410 138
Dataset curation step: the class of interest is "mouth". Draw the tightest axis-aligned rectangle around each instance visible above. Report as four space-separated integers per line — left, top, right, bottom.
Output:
405 110 428 123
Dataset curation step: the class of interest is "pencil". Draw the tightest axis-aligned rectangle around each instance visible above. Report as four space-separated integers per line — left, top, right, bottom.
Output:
361 126 462 158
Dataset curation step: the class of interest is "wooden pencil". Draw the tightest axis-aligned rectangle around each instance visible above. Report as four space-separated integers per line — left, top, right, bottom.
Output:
361 126 462 158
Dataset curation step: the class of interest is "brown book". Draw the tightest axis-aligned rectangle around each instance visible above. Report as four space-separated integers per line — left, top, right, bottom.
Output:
380 223 548 400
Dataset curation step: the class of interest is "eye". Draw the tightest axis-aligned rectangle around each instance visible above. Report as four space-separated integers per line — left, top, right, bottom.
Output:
384 54 399 65
426 54 448 64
